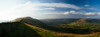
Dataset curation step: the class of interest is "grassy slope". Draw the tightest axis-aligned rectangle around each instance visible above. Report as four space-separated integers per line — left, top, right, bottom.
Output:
0 22 100 37
9 23 41 37
25 23 100 37
25 23 63 37
1 22 62 37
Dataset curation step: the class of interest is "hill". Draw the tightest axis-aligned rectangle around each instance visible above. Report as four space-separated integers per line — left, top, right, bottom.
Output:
53 19 100 32
13 17 94 34
0 17 100 37
40 18 100 25
40 18 79 25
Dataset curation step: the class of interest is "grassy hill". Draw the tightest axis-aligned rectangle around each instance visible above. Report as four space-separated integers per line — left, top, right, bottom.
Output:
0 17 100 37
40 18 79 25
40 18 100 25
52 19 100 32
0 22 42 37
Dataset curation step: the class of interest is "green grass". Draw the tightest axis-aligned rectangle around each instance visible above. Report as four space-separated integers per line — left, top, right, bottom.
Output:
25 23 63 37
0 22 100 37
9 23 25 37
25 23 100 37
8 23 41 37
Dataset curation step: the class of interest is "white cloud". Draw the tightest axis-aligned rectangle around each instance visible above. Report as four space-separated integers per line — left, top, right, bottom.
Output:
0 1 81 20
65 10 82 15
97 13 100 15
43 11 100 18
86 8 98 11
84 12 100 16
0 1 41 20
64 12 69 15
35 2 81 9
43 8 55 10
44 10 100 16
84 12 96 15
44 10 81 15
43 12 64 15
69 10 76 14
84 4 90 7
1 1 100 20
43 11 69 15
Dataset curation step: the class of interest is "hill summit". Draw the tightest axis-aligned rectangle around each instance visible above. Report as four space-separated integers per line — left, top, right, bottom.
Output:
75 19 88 24
12 17 47 27
12 17 33 22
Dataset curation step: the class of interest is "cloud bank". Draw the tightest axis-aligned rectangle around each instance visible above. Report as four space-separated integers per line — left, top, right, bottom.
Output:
0 1 100 20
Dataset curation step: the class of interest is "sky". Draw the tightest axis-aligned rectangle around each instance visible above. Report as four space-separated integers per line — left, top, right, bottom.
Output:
0 0 100 20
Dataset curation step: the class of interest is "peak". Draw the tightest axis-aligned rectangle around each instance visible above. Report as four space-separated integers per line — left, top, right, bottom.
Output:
22 17 32 19
12 17 34 22
75 19 88 24
78 19 87 22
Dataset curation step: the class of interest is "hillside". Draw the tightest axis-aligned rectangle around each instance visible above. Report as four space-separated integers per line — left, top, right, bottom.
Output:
0 17 100 37
13 17 94 34
40 18 79 25
53 19 100 32
74 19 100 24
40 18 100 25
0 22 42 37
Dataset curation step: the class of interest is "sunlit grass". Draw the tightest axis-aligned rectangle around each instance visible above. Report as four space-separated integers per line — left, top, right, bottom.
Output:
25 23 100 37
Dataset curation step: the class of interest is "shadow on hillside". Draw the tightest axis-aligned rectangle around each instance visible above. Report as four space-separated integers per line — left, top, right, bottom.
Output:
24 24 41 37
0 22 41 37
20 18 92 34
24 21 92 34
40 26 92 34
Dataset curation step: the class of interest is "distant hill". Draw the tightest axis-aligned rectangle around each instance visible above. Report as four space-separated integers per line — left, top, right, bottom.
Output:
75 19 87 24
75 19 100 24
40 18 79 25
40 18 100 25
52 18 100 32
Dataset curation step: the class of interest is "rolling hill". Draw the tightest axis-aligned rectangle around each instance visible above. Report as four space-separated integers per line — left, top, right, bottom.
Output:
0 17 100 37
40 18 100 25
40 18 79 25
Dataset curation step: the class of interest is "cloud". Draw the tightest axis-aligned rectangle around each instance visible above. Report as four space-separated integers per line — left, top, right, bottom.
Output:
64 12 69 15
33 2 81 9
86 8 99 11
84 12 100 15
43 10 100 18
84 4 90 7
97 13 100 15
43 8 55 10
2 1 81 20
43 12 64 15
84 5 99 11
44 10 82 15
84 12 96 15
64 10 82 15
1 1 100 20
43 11 69 15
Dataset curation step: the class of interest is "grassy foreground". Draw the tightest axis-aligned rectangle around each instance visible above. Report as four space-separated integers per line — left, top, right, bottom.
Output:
25 23 100 37
0 22 100 37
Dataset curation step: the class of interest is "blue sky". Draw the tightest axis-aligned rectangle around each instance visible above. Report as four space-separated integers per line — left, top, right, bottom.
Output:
0 0 100 20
